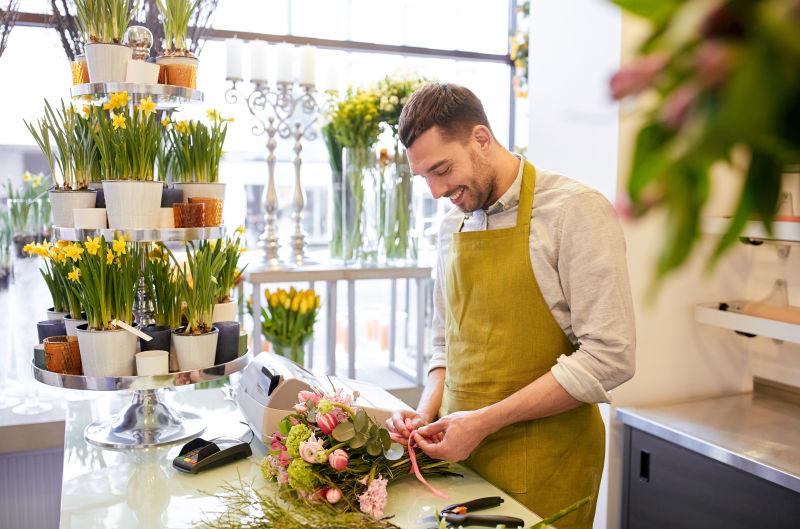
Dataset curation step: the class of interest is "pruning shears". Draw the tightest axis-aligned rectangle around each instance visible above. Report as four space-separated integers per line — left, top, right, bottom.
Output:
420 496 525 528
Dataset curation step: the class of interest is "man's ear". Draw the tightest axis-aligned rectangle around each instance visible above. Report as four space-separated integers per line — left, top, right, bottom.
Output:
472 125 493 150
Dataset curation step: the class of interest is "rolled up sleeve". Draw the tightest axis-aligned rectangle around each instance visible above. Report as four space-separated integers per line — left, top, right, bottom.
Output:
550 192 636 403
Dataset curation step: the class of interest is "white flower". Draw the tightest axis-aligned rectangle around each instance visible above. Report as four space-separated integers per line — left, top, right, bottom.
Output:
389 95 399 105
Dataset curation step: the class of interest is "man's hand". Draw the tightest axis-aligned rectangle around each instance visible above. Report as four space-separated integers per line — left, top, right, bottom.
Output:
386 409 429 446
412 409 492 462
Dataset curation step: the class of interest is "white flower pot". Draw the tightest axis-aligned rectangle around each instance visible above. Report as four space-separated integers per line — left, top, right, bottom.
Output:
172 327 218 371
212 300 237 323
64 315 87 337
73 208 108 229
125 59 160 84
50 190 97 228
103 180 163 229
172 182 226 204
76 323 138 376
159 208 175 228
86 42 133 83
47 307 68 321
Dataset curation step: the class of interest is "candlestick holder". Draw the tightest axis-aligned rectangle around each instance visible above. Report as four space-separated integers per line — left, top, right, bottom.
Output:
225 79 330 268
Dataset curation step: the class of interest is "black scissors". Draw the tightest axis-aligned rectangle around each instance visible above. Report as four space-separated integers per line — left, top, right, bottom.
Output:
423 496 525 528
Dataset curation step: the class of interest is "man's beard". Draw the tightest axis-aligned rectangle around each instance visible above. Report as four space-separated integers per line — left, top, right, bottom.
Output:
461 149 495 213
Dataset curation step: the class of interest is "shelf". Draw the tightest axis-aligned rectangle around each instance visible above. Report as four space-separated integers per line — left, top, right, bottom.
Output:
32 351 250 392
52 225 225 242
694 303 800 344
702 217 800 243
71 82 203 108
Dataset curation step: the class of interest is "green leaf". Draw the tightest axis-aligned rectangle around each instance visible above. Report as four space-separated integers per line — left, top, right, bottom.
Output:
332 422 355 442
628 123 671 206
278 416 291 436
379 428 391 450
611 0 681 24
530 496 592 529
354 409 369 432
349 433 367 449
366 440 383 457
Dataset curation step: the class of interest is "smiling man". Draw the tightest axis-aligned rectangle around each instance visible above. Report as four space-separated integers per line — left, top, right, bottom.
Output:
386 83 636 529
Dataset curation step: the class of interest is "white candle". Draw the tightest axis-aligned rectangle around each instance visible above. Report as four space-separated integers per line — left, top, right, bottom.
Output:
276 43 293 83
250 40 269 82
324 54 340 92
299 45 316 86
226 38 242 80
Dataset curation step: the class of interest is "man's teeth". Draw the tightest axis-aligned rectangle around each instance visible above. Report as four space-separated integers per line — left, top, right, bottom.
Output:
452 187 464 201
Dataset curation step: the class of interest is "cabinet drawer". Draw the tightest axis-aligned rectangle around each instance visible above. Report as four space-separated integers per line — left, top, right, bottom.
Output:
623 427 800 529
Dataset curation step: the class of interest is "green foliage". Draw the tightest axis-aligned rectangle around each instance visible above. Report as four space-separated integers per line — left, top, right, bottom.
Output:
615 0 800 283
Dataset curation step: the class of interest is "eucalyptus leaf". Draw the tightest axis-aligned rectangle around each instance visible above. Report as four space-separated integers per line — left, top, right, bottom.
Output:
379 428 391 450
349 433 367 449
354 409 369 432
366 440 382 457
332 422 355 442
278 417 291 436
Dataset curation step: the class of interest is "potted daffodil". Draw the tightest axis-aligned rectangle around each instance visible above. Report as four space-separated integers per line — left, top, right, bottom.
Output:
156 0 199 88
70 236 141 376
75 0 136 83
169 240 226 370
91 95 164 229
211 229 247 323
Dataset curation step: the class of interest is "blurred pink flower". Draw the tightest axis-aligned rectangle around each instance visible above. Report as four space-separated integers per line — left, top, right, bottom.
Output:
278 451 292 468
695 40 734 88
294 402 308 414
298 390 320 405
610 54 668 100
660 84 700 129
358 476 389 518
326 487 343 504
317 412 339 435
328 448 349 471
278 467 289 484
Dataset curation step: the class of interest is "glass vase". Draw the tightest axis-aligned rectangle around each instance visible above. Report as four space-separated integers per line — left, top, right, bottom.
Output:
383 148 417 264
270 340 308 366
330 170 345 260
6 197 47 259
343 147 380 264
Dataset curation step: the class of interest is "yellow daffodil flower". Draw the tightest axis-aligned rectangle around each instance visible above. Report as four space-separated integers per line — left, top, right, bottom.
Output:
64 244 84 261
67 268 81 282
81 105 90 117
31 175 43 187
106 250 115 265
175 120 190 134
22 243 34 254
238 246 246 253
112 112 127 130
206 109 221 122
112 237 127 255
161 116 172 127
22 172 32 182
58 239 70 248
137 96 157 116
84 236 101 256
235 225 245 235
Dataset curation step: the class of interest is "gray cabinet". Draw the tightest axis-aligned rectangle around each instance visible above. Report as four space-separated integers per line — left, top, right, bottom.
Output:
622 427 800 529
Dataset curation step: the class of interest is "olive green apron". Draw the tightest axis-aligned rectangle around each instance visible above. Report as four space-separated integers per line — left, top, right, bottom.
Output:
440 161 605 529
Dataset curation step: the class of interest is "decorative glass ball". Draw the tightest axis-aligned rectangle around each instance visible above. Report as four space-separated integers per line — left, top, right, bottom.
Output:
124 26 154 60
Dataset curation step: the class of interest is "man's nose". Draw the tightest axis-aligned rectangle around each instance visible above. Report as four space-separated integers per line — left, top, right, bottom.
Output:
427 179 449 200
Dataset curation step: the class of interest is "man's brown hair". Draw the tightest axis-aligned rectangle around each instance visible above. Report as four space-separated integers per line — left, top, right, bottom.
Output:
398 83 492 149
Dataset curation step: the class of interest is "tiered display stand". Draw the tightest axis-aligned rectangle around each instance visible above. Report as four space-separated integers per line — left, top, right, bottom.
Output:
32 83 250 450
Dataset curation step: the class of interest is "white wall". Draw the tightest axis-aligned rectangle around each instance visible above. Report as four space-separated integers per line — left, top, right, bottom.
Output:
528 0 621 201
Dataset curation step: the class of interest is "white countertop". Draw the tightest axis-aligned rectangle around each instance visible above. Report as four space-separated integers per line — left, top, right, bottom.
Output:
59 385 541 528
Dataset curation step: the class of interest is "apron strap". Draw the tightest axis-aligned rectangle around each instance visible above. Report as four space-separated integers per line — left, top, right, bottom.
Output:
516 161 537 228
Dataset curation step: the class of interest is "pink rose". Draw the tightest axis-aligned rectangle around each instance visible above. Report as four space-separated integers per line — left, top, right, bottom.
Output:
298 390 320 405
317 412 339 435
294 402 307 414
328 449 348 471
325 487 342 504
299 438 325 464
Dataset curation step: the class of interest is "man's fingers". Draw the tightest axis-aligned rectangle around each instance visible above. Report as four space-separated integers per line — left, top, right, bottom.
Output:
390 414 408 436
413 431 445 459
389 432 408 446
416 419 447 437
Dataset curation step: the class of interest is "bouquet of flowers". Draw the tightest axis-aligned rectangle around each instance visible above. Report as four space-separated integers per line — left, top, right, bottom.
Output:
260 287 320 364
261 389 457 519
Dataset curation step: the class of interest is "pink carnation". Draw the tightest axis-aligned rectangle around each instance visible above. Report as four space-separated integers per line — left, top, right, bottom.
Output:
298 390 320 405
358 476 389 518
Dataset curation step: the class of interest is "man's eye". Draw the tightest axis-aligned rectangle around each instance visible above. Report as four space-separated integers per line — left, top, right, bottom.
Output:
435 167 450 177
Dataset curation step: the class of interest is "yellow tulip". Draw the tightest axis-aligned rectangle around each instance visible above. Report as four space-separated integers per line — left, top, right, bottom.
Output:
282 298 291 310
289 286 297 297
291 296 301 312
299 299 308 315
269 294 279 308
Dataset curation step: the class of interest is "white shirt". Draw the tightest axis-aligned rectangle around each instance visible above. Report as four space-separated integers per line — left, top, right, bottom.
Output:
429 158 636 403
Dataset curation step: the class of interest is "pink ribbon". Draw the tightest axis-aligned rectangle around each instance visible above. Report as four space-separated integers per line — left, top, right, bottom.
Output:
406 425 448 499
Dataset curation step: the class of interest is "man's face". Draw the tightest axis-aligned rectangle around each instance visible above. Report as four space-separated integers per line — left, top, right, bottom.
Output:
407 126 495 213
